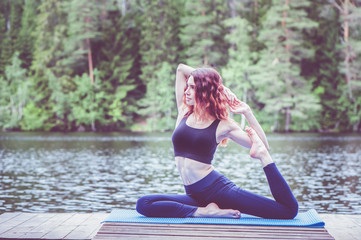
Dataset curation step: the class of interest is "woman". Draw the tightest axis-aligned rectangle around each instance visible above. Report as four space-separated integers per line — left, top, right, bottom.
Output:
136 63 298 219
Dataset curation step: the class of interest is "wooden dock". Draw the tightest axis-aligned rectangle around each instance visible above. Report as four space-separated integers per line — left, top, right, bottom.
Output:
93 222 334 240
0 212 360 240
0 212 108 240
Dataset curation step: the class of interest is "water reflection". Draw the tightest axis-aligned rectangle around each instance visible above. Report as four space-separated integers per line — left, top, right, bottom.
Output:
0 132 360 214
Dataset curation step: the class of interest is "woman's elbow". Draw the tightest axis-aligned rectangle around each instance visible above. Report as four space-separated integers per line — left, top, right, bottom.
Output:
177 63 184 71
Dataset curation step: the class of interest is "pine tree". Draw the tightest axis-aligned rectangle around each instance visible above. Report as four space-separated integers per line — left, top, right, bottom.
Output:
94 5 141 130
250 0 320 131
306 2 345 131
180 0 229 67
68 70 106 131
62 0 104 83
9 0 23 56
0 52 29 130
0 0 24 74
0 1 11 75
221 6 254 128
26 0 70 131
331 0 361 132
138 0 182 131
17 0 39 70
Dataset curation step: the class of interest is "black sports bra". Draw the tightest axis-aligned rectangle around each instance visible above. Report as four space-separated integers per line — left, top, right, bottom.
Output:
171 116 220 164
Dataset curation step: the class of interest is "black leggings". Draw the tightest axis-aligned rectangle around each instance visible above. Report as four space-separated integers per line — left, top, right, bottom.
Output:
136 163 298 219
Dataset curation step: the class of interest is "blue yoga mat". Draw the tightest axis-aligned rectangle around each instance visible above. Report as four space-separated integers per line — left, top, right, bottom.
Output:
102 209 325 228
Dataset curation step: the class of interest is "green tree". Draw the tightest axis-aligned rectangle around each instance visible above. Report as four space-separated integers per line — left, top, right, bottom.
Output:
180 0 229 67
68 70 106 131
0 0 24 74
251 0 320 131
331 0 361 132
306 3 345 131
94 5 141 130
138 62 175 131
62 0 105 83
0 52 29 130
20 101 54 131
9 0 23 57
27 0 70 131
222 9 254 128
138 0 182 131
0 1 11 75
17 0 39 70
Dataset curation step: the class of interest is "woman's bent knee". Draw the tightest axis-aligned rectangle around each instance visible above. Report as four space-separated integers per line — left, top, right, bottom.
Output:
136 196 150 216
284 202 299 219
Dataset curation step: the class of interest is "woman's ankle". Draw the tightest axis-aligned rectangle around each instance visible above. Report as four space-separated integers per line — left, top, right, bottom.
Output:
260 152 273 168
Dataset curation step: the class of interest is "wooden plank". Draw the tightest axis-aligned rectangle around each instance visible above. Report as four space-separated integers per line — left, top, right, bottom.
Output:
94 235 280 240
95 233 333 239
94 235 264 240
0 213 38 238
102 222 327 232
99 226 325 238
38 213 77 239
0 213 36 227
0 213 22 225
65 213 109 240
320 214 361 240
0 212 108 240
85 213 110 238
99 223 329 235
8 213 57 239
1 213 348 240
20 213 75 239
93 222 335 240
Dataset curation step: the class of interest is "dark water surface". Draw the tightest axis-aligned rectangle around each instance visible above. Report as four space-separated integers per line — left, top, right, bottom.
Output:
0 132 360 214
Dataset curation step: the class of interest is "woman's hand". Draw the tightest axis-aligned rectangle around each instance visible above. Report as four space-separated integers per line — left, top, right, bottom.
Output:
223 87 251 115
230 100 251 115
223 87 237 105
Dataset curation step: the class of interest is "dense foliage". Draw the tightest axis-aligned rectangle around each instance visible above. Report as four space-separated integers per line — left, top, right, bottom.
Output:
0 0 360 132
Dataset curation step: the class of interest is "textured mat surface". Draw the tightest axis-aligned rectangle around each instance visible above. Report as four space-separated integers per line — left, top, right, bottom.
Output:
102 209 325 227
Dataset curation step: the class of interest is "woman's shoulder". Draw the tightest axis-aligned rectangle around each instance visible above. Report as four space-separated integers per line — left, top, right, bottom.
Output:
218 118 240 133
219 117 237 126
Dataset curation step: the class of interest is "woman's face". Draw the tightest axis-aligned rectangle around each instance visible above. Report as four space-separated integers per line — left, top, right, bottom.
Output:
185 76 196 106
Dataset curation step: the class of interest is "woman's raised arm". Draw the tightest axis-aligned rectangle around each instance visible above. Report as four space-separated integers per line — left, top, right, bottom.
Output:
175 64 195 111
223 87 270 150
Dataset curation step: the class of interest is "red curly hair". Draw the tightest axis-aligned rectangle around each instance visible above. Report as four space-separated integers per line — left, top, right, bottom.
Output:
183 67 229 145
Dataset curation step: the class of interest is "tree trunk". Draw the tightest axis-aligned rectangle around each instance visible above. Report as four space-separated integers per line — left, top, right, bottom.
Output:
353 118 360 132
272 112 279 132
87 38 94 85
282 0 291 132
120 0 127 17
86 16 94 85
285 107 291 132
91 120 96 132
343 0 353 101
201 9 208 65
229 0 236 50
282 0 290 52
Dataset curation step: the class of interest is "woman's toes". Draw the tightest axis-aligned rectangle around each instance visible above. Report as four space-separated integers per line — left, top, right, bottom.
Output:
233 210 241 218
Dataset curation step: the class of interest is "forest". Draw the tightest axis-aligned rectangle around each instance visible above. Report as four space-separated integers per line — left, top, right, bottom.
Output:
0 0 360 133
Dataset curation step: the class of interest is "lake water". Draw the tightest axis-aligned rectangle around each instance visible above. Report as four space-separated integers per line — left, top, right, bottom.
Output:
0 132 360 214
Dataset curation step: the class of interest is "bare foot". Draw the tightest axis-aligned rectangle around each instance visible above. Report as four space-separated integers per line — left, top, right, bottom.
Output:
245 126 273 167
193 203 241 218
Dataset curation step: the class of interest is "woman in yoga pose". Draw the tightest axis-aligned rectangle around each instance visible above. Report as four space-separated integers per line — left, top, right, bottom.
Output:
136 63 298 219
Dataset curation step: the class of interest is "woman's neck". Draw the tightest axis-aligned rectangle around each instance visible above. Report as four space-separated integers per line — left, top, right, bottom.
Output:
191 110 215 122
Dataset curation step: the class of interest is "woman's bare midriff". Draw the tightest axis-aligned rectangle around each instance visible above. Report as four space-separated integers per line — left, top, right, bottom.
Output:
175 156 214 186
